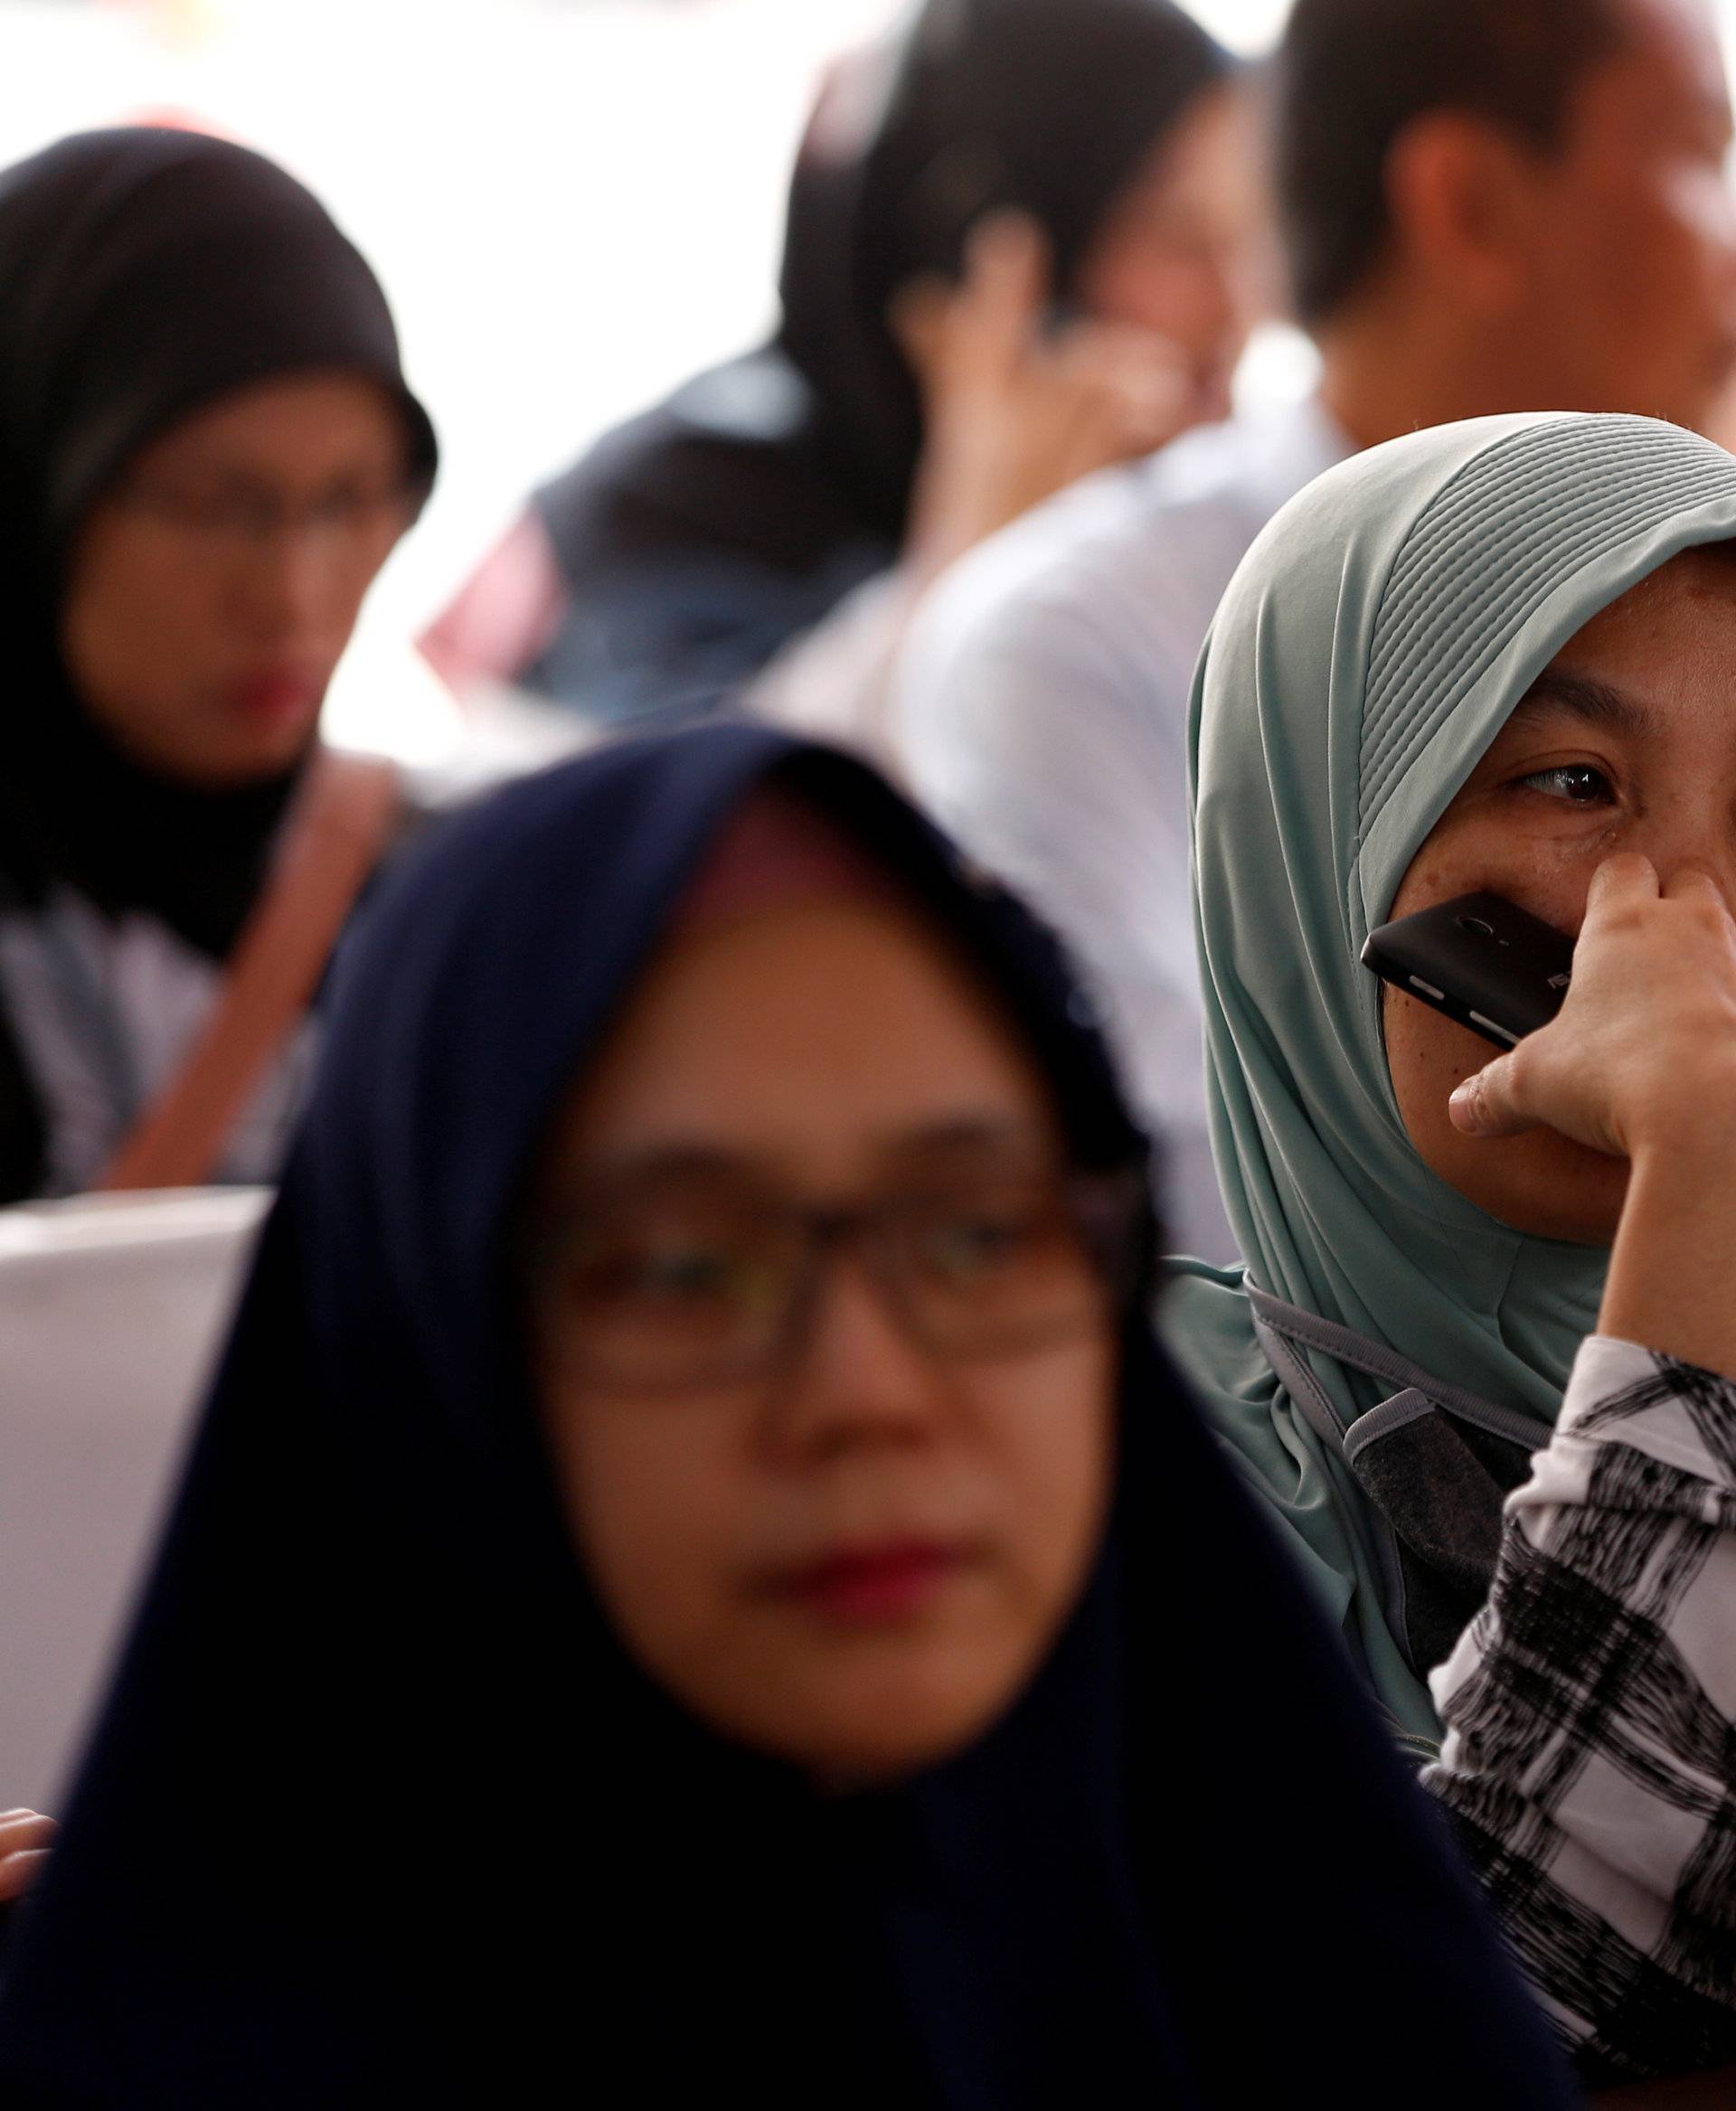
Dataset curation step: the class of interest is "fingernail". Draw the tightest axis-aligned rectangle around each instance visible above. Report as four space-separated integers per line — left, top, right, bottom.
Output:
1448 1083 1481 1133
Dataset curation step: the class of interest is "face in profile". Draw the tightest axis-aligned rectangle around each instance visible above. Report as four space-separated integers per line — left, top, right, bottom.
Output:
1073 81 1270 428
1382 543 1736 1242
524 889 1120 1786
1518 0 1736 430
60 368 413 788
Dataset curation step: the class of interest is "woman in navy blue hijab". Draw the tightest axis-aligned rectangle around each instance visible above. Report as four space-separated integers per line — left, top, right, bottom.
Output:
0 727 1572 2107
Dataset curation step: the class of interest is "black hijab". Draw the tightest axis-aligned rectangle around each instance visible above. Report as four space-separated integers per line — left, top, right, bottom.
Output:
0 728 1575 2108
0 127 437 956
526 0 1234 717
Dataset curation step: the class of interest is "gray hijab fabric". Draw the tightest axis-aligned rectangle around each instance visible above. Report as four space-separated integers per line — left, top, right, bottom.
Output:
1166 412 1736 1735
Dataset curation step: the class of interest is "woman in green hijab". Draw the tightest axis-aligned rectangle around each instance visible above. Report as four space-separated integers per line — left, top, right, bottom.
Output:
1172 410 1736 2088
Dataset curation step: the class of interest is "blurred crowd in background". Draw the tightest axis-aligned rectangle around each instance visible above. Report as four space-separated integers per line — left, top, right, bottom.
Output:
0 0 1296 758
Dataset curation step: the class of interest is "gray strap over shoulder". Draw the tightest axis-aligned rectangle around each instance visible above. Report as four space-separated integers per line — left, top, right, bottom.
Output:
1245 1284 1554 1682
1244 1285 1544 1454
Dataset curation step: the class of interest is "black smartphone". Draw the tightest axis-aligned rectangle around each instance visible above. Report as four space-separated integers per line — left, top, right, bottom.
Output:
1360 891 1575 1049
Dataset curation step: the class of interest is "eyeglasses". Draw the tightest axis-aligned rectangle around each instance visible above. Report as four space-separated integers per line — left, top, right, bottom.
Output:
111 474 415 566
528 1159 1146 1393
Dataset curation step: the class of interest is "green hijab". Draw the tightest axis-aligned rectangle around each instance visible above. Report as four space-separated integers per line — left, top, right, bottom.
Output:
1168 411 1736 1740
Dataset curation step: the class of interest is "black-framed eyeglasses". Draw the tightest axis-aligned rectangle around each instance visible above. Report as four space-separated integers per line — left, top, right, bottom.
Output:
527 1157 1146 1393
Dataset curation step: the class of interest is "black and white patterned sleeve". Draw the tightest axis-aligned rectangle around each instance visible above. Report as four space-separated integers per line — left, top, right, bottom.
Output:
1422 1336 1736 2086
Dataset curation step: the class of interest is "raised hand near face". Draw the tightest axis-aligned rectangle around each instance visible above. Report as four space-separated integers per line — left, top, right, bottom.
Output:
897 211 1200 583
1449 852 1736 1381
1448 853 1736 1161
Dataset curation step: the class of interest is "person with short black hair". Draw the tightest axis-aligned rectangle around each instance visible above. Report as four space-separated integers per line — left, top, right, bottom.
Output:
897 0 1736 1265
1278 0 1624 330
1280 0 1736 448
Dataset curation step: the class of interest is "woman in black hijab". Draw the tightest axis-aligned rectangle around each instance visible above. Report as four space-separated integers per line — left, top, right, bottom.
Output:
423 0 1262 734
0 724 1573 2108
0 127 437 1203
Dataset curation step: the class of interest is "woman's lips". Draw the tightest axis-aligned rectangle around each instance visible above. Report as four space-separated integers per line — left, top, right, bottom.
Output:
226 670 325 728
766 1539 973 1623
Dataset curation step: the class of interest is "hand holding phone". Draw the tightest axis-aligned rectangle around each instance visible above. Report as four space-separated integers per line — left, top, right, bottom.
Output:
1367 860 1736 1165
1367 861 1736 1382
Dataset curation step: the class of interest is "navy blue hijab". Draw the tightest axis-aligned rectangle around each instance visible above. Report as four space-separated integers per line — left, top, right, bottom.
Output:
0 728 1573 2107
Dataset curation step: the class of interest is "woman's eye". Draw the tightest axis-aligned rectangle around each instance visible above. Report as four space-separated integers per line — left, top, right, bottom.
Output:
1515 762 1615 806
634 1249 736 1298
572 1242 749 1307
920 1209 1044 1278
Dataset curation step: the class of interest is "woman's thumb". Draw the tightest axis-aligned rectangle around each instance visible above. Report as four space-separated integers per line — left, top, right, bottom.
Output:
1448 1056 1532 1138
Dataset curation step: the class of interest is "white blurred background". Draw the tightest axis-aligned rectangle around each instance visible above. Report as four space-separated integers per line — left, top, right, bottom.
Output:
0 0 1725 757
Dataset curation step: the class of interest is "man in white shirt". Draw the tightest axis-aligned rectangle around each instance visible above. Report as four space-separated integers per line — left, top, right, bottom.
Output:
897 0 1736 1260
